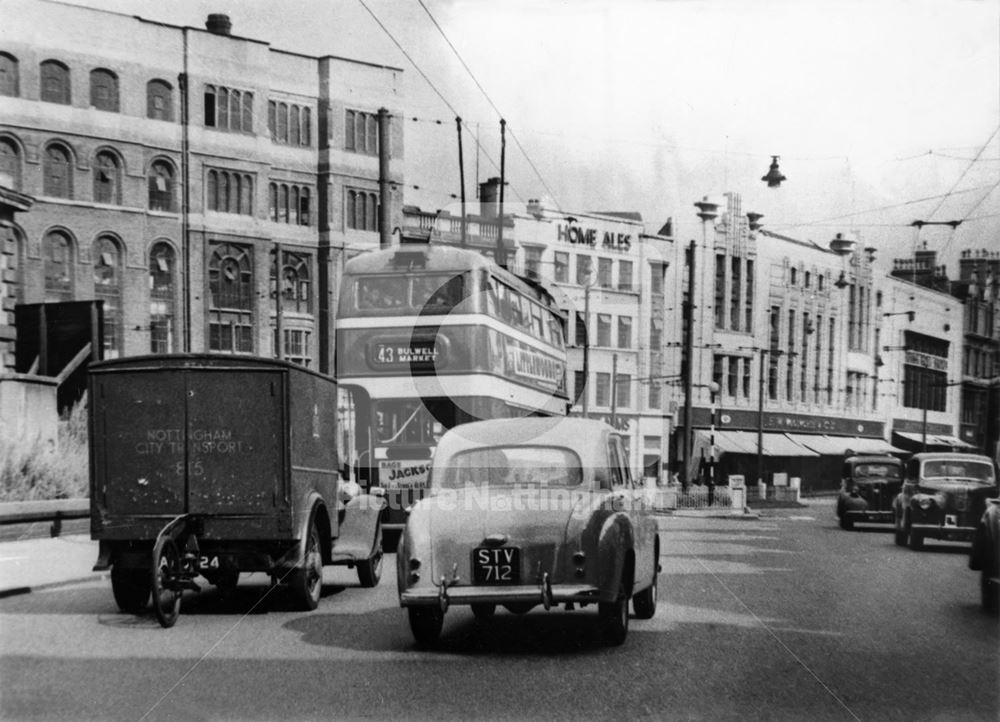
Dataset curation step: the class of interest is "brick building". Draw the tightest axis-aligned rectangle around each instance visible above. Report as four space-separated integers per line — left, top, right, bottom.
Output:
0 0 404 375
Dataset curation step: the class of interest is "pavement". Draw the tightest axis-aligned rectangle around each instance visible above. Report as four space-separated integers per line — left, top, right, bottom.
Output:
0 496 834 599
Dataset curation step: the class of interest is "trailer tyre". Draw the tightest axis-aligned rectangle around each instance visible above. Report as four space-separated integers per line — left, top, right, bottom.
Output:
357 546 383 588
289 518 323 611
111 566 150 614
151 537 182 628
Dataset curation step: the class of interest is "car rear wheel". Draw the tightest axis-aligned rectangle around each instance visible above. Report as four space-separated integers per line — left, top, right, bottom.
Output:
908 527 924 551
408 606 444 646
471 603 496 620
598 579 630 646
289 519 323 610
839 514 854 531
503 602 535 615
111 566 150 614
981 568 998 614
632 552 658 620
894 514 907 547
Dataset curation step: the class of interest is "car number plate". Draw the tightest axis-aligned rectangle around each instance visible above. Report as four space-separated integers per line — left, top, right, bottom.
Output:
472 547 520 584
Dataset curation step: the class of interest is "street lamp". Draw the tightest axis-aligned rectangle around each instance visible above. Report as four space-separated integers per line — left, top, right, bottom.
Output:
707 381 719 505
682 197 719 485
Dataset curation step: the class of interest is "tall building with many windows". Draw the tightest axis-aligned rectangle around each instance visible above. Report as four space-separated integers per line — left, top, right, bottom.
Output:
0 0 404 375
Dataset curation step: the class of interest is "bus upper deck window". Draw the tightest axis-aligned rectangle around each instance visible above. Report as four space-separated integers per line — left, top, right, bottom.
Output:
358 277 406 309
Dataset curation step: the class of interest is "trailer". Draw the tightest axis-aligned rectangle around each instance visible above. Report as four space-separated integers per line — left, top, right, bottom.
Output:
89 354 384 627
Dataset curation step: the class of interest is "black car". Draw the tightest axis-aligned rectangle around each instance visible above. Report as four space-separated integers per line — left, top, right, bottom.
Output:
836 455 904 530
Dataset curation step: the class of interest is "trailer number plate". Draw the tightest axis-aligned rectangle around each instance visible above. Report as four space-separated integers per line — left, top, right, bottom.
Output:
199 556 220 570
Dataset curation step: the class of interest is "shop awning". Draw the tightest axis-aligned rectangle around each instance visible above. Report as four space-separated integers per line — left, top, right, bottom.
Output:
929 434 974 449
784 433 854 455
892 431 974 450
696 430 818 456
838 436 907 455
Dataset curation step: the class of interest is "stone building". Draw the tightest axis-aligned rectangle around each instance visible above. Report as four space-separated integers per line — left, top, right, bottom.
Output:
0 0 404 375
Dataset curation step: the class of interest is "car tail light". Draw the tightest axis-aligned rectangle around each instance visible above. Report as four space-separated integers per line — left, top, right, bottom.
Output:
573 551 586 578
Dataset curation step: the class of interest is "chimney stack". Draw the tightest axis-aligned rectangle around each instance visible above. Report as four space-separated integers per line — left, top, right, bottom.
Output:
206 14 232 36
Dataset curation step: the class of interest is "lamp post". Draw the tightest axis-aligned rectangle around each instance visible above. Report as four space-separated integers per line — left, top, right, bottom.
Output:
684 197 719 485
707 380 719 505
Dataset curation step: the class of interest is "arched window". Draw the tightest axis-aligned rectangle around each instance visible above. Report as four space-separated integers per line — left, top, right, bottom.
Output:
0 137 21 189
40 60 70 104
148 159 175 211
0 53 19 97
240 174 253 214
147 79 173 121
43 143 73 198
93 151 121 204
277 102 288 142
280 184 289 223
208 242 254 353
43 230 74 301
93 236 122 357
90 68 119 112
149 241 177 353
269 182 278 221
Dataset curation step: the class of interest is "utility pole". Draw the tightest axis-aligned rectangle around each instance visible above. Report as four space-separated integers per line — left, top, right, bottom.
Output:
682 239 696 486
456 116 467 247
496 119 507 269
377 108 391 249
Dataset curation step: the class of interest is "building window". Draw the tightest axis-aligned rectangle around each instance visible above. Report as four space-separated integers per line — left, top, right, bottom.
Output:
597 257 613 288
714 254 726 329
595 372 611 407
346 189 379 231
43 143 73 198
597 314 612 347
573 370 586 406
208 242 254 353
745 258 755 331
43 230 74 301
730 257 742 331
618 260 633 291
648 380 661 410
148 159 176 212
576 255 592 286
147 79 173 121
574 312 587 347
93 151 121 205
207 169 254 215
204 84 253 133
0 137 21 189
786 309 796 401
270 250 312 314
614 374 631 409
40 60 70 104
269 182 312 225
649 317 662 353
345 109 379 154
617 316 632 349
0 53 19 97
269 100 311 146
93 236 122 358
523 246 542 280
554 252 569 283
89 68 119 112
149 242 177 353
275 328 312 368
650 261 664 295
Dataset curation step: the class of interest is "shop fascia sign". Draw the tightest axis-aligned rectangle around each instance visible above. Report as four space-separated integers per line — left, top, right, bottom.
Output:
556 222 633 253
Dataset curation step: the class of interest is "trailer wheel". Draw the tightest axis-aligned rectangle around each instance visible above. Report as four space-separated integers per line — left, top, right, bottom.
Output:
357 547 383 588
151 537 182 628
111 566 150 614
289 518 323 610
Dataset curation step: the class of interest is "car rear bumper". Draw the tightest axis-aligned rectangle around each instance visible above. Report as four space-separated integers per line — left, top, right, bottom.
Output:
911 523 975 542
400 583 605 608
845 510 893 523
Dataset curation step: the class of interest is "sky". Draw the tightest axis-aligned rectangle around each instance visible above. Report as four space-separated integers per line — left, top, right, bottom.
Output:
61 0 1000 273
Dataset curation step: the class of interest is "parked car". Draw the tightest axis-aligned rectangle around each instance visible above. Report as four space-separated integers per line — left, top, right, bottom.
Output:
969 499 1000 613
836 455 904 530
892 452 999 551
397 417 660 647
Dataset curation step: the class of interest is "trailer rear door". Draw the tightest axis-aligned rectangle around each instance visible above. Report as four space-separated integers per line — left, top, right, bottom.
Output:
186 369 283 514
94 366 284 517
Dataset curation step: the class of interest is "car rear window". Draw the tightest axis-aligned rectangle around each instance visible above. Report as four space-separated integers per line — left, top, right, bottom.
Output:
922 460 996 483
440 446 582 488
854 463 901 480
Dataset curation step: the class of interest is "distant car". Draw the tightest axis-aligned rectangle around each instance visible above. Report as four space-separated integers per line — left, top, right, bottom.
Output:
892 452 999 551
397 417 660 647
836 455 904 530
969 499 1000 613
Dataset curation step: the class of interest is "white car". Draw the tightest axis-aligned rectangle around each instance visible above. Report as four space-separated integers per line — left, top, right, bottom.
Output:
397 417 660 646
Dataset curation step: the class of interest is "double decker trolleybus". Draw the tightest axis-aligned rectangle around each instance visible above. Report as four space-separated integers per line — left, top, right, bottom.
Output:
335 243 570 544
